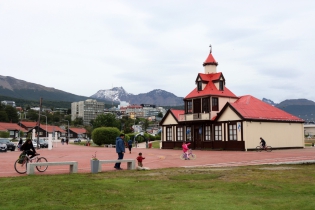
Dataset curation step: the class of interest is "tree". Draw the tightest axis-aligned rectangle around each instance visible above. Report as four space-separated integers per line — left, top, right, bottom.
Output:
5 106 19 123
142 119 150 132
93 113 120 129
120 116 134 134
157 112 163 118
92 127 120 146
73 117 83 126
0 111 8 122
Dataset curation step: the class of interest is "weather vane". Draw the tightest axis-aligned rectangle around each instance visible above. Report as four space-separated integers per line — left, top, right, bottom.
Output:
209 44 212 53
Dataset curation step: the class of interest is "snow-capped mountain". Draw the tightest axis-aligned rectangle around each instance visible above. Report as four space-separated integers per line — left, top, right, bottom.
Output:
90 87 184 106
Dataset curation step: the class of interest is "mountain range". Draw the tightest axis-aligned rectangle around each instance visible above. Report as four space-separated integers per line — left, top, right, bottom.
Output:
0 75 314 122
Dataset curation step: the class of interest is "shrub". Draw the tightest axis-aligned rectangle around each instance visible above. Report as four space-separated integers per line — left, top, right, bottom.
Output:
92 127 120 146
0 131 9 138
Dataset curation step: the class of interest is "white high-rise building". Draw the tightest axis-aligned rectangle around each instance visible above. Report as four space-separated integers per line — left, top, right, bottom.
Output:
71 99 104 125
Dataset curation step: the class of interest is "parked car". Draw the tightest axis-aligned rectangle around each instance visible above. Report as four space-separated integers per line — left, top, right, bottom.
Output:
32 140 40 148
39 139 49 148
0 138 16 151
0 140 7 152
74 138 81 143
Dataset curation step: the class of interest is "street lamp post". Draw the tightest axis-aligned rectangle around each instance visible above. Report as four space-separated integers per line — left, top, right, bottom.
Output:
40 115 47 140
62 120 69 141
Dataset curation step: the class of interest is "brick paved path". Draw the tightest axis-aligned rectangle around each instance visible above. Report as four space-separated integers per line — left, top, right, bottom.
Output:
1 142 315 177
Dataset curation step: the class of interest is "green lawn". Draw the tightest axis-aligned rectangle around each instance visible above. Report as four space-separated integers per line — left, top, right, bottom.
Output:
1 164 315 210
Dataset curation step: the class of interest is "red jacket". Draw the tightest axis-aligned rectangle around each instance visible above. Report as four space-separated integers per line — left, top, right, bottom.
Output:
182 143 191 152
137 156 145 162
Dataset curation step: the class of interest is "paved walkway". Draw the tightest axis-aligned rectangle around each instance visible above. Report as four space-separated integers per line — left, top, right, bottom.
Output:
1 142 315 177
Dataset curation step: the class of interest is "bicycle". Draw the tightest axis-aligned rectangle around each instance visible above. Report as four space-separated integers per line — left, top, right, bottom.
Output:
14 152 48 174
180 149 196 160
256 145 272 152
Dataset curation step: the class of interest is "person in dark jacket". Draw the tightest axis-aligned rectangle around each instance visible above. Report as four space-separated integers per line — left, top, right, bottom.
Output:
260 137 266 149
20 139 38 158
127 139 133 154
114 134 125 170
18 138 23 151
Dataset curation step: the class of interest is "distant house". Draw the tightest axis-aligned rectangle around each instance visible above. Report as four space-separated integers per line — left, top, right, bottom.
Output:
27 125 66 139
68 127 87 138
0 122 27 138
19 121 38 132
1 101 16 107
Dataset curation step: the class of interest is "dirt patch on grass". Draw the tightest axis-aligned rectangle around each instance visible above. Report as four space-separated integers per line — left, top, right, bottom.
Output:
259 167 297 170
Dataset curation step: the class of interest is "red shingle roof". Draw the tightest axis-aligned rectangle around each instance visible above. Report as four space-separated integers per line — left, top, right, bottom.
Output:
203 53 218 66
185 73 238 99
230 95 304 122
20 121 37 128
69 127 86 134
170 110 185 121
0 122 27 132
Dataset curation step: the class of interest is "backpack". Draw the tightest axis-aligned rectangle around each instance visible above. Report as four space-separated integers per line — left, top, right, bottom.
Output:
18 152 26 164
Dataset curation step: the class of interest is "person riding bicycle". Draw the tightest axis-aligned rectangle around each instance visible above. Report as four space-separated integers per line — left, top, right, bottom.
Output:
20 139 39 159
182 141 191 160
260 137 266 149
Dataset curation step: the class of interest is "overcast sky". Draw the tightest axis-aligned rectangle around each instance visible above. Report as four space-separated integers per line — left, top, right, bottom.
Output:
1 1 315 103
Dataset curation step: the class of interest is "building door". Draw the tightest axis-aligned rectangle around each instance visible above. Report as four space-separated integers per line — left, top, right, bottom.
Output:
194 127 202 149
193 99 201 114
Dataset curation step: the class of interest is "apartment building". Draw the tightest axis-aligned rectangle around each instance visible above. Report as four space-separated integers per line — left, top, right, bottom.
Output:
71 99 104 125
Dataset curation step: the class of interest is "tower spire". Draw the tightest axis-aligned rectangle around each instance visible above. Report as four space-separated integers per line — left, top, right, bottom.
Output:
209 44 212 54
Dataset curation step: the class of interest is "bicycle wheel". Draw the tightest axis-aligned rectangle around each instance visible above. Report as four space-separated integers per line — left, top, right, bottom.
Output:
256 146 262 152
190 154 196 160
266 146 272 152
14 159 27 174
180 153 186 160
36 157 48 172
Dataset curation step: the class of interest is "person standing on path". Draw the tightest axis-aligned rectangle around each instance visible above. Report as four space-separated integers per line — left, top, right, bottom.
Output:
114 134 125 170
65 137 69 145
18 138 23 151
127 138 133 154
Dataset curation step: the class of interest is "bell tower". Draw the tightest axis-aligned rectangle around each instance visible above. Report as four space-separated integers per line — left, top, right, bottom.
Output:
203 45 218 74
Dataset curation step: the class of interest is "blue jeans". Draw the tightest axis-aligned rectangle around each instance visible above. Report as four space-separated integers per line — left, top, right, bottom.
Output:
114 152 124 168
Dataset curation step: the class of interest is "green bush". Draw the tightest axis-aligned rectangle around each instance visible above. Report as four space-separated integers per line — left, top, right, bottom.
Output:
92 127 120 146
0 131 9 138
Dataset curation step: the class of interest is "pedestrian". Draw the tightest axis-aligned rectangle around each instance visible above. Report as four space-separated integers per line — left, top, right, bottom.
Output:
127 138 133 154
66 137 69 145
61 138 64 145
114 134 125 170
18 138 23 151
136 152 145 167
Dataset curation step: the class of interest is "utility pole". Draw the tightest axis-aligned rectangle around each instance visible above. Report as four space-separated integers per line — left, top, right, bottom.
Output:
36 98 42 149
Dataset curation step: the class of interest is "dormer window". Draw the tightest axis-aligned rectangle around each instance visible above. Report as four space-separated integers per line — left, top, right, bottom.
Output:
219 81 224 91
197 81 202 91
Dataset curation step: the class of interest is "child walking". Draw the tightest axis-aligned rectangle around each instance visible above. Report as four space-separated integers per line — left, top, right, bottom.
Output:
136 152 145 167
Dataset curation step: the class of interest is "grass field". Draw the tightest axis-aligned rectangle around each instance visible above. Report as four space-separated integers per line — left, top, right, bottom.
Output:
1 164 315 210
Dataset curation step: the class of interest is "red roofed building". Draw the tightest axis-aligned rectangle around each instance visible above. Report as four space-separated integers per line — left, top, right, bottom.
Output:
160 46 304 151
68 127 87 139
0 122 27 139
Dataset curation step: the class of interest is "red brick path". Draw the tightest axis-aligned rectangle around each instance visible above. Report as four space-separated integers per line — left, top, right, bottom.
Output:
1 142 315 177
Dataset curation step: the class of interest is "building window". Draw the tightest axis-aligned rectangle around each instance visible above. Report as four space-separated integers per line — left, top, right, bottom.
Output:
186 127 191 141
177 127 183 141
202 97 209 113
187 101 192 114
219 81 224 91
197 81 202 91
205 125 211 141
214 125 222 141
229 123 237 140
166 127 172 141
212 97 219 111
